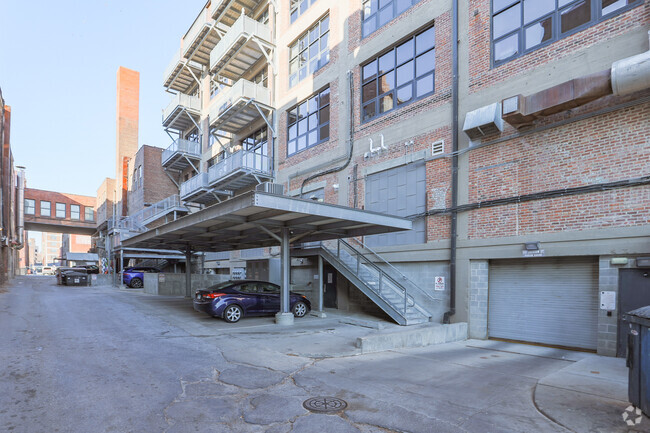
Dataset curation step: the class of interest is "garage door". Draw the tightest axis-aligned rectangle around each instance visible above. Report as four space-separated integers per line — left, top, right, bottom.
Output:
488 258 598 350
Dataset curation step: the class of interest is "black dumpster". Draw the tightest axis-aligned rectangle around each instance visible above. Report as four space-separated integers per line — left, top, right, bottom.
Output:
62 271 89 286
624 305 650 417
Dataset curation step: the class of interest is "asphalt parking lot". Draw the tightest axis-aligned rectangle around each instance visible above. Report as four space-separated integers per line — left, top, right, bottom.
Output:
1 276 648 432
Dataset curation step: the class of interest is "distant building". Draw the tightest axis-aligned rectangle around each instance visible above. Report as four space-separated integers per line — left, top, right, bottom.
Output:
41 232 62 267
61 234 92 256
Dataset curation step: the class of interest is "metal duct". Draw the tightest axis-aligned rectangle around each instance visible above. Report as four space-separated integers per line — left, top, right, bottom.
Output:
612 31 650 96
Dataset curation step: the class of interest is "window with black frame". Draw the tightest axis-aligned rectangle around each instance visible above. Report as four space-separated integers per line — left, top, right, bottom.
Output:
492 0 642 66
56 203 66 218
290 0 317 24
289 15 330 88
287 87 330 156
71 205 80 220
361 25 435 123
40 201 51 217
362 0 422 38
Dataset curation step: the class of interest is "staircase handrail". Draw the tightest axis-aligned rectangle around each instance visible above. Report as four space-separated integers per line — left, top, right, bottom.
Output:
342 238 441 305
323 239 416 315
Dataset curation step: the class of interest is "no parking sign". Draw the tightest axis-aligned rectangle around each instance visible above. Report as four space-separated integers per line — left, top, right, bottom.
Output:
434 276 445 291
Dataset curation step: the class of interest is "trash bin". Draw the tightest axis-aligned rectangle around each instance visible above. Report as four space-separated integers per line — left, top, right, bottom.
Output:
623 305 650 417
62 271 89 286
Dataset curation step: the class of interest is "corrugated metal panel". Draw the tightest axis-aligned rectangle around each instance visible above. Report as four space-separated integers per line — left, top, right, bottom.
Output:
488 258 598 350
365 162 425 247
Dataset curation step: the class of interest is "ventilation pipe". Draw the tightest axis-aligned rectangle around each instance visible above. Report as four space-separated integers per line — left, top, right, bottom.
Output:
15 166 25 249
503 31 650 129
612 31 650 96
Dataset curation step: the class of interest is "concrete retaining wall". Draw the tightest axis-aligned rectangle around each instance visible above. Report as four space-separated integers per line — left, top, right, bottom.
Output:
90 274 113 286
356 322 468 354
144 273 229 296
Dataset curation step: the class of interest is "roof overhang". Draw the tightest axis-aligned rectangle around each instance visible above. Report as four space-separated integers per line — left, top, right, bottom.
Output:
122 191 412 252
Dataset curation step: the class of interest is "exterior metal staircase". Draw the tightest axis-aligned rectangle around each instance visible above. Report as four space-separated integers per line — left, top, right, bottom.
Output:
319 239 436 325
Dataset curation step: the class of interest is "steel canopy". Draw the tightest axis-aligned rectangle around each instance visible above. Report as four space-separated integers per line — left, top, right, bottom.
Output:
121 190 413 252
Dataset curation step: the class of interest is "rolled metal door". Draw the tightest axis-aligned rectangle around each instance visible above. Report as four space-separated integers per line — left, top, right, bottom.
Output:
488 258 598 350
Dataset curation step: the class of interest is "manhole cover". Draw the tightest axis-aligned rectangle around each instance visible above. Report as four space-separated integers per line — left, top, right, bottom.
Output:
303 397 348 413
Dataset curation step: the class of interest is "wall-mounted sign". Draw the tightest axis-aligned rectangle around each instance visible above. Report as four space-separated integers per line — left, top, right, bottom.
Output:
158 273 165 283
522 249 545 257
434 276 445 291
600 291 616 311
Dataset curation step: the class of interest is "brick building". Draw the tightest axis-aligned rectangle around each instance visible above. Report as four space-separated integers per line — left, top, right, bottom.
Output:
158 0 649 355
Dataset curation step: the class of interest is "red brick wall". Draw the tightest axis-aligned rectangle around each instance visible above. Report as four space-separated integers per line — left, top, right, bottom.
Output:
467 101 650 238
25 188 95 221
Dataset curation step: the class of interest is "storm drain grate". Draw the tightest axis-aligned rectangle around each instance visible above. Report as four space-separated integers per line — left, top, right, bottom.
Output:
303 397 348 413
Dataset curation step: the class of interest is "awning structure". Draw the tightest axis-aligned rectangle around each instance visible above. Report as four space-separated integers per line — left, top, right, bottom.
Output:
122 190 412 324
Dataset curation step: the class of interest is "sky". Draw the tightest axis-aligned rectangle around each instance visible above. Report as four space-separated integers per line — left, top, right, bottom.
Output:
0 0 206 197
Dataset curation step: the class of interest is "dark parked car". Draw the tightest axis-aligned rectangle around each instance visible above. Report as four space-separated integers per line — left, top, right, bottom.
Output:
123 267 160 288
193 280 311 323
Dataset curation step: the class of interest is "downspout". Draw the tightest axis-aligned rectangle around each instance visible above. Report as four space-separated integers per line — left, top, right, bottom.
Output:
299 70 355 197
15 166 25 249
443 0 459 324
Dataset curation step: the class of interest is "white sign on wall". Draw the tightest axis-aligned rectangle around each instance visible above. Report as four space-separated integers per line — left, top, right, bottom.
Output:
434 276 445 291
600 291 616 310
231 267 246 280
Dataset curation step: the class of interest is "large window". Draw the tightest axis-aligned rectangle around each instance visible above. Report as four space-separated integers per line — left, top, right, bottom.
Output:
25 199 35 215
290 0 317 24
71 205 80 220
287 87 330 156
40 201 51 217
361 26 435 123
242 128 269 172
362 0 422 38
492 0 643 66
289 15 329 88
55 203 66 218
85 207 94 221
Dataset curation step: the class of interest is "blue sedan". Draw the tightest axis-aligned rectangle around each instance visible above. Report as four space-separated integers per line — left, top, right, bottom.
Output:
193 280 311 323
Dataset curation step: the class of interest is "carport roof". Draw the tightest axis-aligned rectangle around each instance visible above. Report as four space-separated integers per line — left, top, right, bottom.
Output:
121 191 412 252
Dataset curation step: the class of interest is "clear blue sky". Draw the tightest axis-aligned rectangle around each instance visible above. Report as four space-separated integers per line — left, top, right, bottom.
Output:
1 0 206 197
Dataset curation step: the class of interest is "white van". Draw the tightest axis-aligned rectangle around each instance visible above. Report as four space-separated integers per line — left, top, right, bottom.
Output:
42 266 55 275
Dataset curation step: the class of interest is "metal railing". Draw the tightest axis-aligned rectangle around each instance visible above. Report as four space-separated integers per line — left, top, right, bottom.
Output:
345 237 440 305
162 139 201 165
209 13 271 74
321 239 418 317
163 48 183 84
208 149 271 185
208 78 271 123
180 172 209 198
182 8 214 58
163 93 201 122
140 195 185 224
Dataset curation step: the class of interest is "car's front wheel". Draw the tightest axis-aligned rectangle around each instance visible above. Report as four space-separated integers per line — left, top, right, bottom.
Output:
223 304 243 323
292 301 308 318
130 277 143 288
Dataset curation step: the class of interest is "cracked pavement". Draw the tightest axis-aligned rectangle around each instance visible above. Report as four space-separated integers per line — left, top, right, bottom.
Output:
1 276 647 433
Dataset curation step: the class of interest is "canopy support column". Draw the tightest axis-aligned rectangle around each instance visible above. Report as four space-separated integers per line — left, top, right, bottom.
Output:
185 245 192 298
275 227 294 325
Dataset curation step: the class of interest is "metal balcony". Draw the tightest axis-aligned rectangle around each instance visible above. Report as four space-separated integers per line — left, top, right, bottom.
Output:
180 172 221 205
182 8 223 66
209 14 273 81
208 149 272 192
140 195 188 226
208 78 272 133
161 139 201 171
210 0 267 27
162 94 202 132
163 48 203 94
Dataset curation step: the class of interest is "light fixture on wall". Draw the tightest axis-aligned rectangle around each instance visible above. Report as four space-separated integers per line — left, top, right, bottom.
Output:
524 241 541 251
